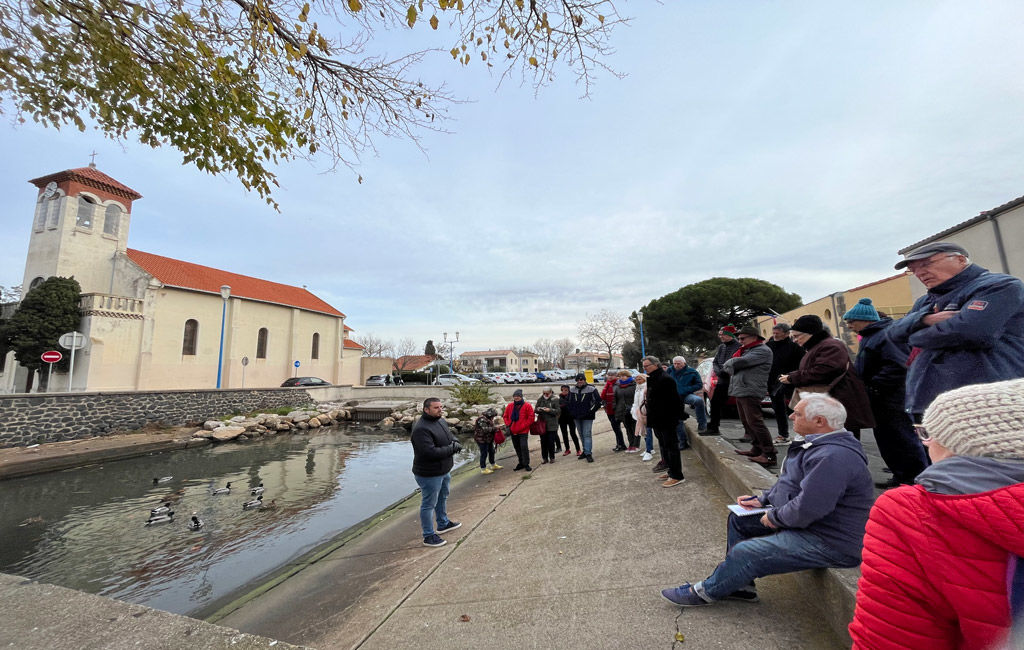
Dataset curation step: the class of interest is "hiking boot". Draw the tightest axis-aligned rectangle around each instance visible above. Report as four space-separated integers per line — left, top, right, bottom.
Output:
437 520 462 534
422 534 447 547
661 584 708 607
662 477 685 488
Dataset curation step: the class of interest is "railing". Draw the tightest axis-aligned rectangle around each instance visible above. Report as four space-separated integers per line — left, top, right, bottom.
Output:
80 293 144 316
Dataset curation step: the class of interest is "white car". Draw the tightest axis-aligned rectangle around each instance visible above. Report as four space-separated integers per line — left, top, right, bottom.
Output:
433 373 481 386
481 372 506 383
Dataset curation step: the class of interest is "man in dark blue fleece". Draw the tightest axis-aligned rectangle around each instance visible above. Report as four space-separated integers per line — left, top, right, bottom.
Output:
661 393 873 606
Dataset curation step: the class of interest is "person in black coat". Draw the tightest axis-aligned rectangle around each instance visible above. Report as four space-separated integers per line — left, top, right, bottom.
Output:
765 322 805 442
706 326 741 435
642 356 685 487
411 397 463 547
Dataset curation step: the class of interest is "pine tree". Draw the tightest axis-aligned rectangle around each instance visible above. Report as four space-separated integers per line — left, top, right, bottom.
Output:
424 339 436 357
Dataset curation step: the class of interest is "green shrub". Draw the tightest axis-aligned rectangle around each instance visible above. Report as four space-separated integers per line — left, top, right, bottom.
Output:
446 384 495 406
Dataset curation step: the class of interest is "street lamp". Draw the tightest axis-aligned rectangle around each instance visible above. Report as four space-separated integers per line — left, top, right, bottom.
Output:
637 310 646 361
216 285 230 388
443 331 459 374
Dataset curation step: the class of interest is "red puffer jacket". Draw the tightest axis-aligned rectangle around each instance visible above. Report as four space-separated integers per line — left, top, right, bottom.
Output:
601 380 617 416
849 482 1024 650
502 401 535 436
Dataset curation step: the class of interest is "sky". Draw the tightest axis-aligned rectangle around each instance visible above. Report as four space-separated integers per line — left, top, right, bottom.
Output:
3 1 1024 355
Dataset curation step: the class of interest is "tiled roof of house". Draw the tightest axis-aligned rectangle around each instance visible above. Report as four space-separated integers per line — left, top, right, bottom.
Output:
461 349 514 356
394 354 438 371
899 193 1024 253
343 339 364 350
29 166 143 200
126 249 344 317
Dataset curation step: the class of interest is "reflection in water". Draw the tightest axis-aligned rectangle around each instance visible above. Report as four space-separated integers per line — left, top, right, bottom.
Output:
0 427 471 616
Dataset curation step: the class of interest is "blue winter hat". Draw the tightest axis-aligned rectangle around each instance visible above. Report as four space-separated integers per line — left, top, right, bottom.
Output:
843 298 880 322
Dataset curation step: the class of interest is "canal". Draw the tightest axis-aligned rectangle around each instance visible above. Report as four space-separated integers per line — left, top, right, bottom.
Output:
0 426 470 616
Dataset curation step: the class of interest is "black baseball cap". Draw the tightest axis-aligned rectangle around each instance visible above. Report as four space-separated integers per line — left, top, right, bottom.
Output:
895 242 969 270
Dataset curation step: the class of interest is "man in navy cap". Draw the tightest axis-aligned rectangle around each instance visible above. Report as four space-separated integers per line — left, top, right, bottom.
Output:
887 242 1024 420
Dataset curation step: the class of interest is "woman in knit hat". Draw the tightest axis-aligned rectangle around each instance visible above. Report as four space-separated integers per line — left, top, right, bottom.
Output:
849 379 1024 650
843 297 928 489
779 314 874 435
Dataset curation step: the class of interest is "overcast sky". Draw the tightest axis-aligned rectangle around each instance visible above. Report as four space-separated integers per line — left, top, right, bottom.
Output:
3 1 1024 354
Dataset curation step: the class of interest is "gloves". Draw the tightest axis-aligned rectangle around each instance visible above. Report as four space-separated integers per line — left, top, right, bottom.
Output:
451 440 463 454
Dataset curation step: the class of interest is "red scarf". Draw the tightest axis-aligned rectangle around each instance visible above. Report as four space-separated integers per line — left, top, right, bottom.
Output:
732 340 761 357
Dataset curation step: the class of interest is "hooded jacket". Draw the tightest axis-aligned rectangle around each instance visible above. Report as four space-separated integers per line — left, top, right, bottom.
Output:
722 342 773 399
885 264 1024 414
760 430 873 560
849 457 1024 650
566 383 603 420
411 412 458 477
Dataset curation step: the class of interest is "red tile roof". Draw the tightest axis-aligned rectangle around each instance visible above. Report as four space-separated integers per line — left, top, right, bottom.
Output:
29 166 143 200
343 339 364 350
126 249 344 317
394 354 438 371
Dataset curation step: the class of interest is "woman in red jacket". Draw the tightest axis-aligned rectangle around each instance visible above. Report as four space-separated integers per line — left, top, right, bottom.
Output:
503 389 535 472
849 378 1024 650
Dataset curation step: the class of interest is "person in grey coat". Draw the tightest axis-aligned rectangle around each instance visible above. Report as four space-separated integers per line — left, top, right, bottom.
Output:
723 326 775 465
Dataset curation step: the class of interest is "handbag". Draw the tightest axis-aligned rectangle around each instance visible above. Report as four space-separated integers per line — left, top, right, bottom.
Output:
493 426 506 445
789 363 849 409
529 419 546 436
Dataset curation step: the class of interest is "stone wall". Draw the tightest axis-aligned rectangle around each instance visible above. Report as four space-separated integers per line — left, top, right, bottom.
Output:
0 388 314 448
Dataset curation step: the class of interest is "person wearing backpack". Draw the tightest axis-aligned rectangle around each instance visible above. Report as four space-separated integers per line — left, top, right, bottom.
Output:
473 408 503 475
535 387 560 464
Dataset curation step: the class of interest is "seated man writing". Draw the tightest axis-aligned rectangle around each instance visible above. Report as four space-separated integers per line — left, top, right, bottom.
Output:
661 392 873 606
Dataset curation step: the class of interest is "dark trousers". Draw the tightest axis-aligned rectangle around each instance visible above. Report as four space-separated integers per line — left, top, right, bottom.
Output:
653 426 683 480
871 397 928 483
708 377 731 431
768 384 794 438
559 417 580 452
512 434 530 468
540 430 557 461
620 413 639 448
477 441 495 468
607 412 625 448
736 396 775 459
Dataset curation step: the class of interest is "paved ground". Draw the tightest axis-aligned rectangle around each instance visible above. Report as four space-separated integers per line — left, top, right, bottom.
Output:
218 420 844 650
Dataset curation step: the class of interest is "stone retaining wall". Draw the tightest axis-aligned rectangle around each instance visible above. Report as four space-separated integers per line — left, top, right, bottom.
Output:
0 388 314 448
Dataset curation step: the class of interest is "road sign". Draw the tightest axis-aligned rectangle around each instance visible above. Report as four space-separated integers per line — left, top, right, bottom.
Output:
241 356 249 367
58 331 87 350
294 360 300 368
41 350 63 363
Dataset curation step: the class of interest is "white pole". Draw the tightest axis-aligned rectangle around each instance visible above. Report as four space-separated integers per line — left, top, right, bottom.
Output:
47 362 53 392
68 342 76 392
242 363 246 388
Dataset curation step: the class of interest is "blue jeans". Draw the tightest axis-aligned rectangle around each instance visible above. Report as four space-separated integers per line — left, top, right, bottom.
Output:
644 427 654 453
575 419 594 455
694 512 861 601
675 420 690 450
683 393 707 429
414 473 451 537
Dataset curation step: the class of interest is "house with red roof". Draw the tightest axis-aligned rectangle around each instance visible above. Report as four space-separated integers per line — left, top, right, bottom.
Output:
1 164 362 392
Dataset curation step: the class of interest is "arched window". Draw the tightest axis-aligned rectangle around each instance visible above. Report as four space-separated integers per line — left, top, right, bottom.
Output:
34 198 46 232
182 319 198 356
256 328 268 359
76 196 96 229
311 332 320 360
823 309 832 321
29 276 45 292
103 204 121 236
46 195 61 228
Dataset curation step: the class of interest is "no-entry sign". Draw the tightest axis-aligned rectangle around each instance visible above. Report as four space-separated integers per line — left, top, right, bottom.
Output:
41 350 63 363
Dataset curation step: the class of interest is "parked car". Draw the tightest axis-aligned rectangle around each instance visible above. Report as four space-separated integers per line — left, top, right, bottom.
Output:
281 376 331 387
521 373 538 383
365 375 396 386
696 358 772 413
433 373 481 386
468 373 498 383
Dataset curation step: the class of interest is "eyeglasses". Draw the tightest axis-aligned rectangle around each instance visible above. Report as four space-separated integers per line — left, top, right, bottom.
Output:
907 254 960 272
913 425 931 442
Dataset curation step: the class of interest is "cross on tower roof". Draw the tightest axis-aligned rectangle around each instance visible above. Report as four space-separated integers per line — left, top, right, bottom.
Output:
88 150 98 167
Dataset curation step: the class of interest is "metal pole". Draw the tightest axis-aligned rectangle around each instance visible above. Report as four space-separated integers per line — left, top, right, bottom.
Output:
241 363 246 389
638 313 646 359
67 339 76 392
216 297 227 388
47 362 53 392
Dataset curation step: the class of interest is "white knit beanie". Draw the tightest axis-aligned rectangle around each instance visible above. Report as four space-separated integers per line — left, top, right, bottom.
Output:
922 378 1024 460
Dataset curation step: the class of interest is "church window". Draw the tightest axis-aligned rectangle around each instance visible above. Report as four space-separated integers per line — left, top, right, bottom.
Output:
76 196 97 229
47 196 61 228
256 328 268 359
182 319 199 356
34 199 46 232
29 277 45 291
103 205 121 236
311 333 320 360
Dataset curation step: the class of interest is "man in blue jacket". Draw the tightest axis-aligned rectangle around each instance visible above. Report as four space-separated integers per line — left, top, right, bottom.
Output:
411 397 463 547
886 242 1024 419
661 393 872 606
666 356 703 443
567 373 603 462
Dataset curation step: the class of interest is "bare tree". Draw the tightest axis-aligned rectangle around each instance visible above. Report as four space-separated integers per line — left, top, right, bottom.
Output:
357 332 392 357
533 337 557 366
553 337 576 368
395 337 417 359
0 285 22 303
577 310 630 369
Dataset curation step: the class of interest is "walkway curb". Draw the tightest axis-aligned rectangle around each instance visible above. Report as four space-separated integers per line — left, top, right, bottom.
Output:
688 431 859 646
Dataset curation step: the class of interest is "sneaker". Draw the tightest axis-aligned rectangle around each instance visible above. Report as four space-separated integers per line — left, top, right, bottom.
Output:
725 589 759 603
576 451 583 457
652 460 667 472
613 445 626 452
481 467 493 475
524 465 532 471
662 477 685 488
641 451 653 462
657 473 669 480
422 534 447 547
661 584 708 607
625 446 639 453
437 520 462 534
773 436 790 445
513 464 524 471
577 453 587 460
491 463 503 470
563 450 572 456
585 455 594 463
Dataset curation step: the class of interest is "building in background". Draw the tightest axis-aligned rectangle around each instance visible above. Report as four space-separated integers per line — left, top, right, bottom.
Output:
1 165 359 393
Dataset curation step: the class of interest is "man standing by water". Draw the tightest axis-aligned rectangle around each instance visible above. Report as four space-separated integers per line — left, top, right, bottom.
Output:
568 373 603 462
411 397 463 547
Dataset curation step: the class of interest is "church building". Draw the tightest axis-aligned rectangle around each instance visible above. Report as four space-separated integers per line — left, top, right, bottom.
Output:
0 164 363 393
